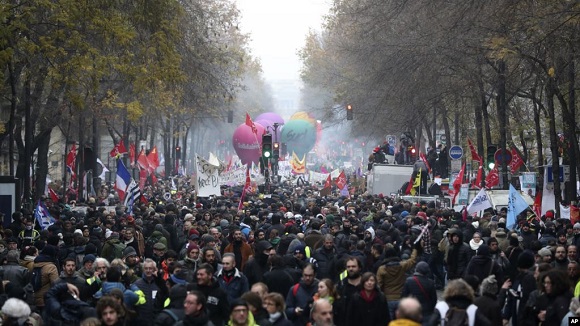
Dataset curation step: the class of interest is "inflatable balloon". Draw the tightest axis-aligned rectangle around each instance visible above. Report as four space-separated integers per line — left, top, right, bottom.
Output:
232 122 266 165
255 119 283 143
290 112 317 127
255 112 284 126
280 119 317 157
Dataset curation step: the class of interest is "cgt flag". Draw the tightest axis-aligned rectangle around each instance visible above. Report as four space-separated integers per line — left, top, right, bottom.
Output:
335 171 347 190
467 138 482 162
467 188 492 214
485 166 500 189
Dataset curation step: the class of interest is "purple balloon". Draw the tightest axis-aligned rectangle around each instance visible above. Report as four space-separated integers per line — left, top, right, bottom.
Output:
255 112 284 126
256 119 283 143
232 122 266 165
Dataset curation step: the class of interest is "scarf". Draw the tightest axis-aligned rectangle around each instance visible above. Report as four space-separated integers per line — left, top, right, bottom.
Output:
269 312 282 323
360 289 377 303
469 239 482 250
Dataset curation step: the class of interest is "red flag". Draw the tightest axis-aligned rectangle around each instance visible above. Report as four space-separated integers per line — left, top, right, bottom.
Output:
452 163 465 205
508 146 525 173
335 171 347 190
533 191 542 219
485 166 500 189
137 149 150 171
48 188 60 203
109 139 128 158
129 143 136 164
245 113 257 135
405 173 415 195
467 138 482 162
419 152 431 174
147 146 160 169
139 168 147 190
324 174 332 189
66 143 77 170
151 173 158 185
472 159 483 189
320 174 332 196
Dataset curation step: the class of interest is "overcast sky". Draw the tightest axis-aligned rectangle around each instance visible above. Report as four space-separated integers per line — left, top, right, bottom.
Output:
235 0 331 82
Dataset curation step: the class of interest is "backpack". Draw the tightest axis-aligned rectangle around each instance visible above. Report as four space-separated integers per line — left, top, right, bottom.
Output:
145 235 160 257
30 266 43 292
111 242 127 261
435 301 477 326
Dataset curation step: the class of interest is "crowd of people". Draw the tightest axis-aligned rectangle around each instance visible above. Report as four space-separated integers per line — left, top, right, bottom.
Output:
0 179 577 326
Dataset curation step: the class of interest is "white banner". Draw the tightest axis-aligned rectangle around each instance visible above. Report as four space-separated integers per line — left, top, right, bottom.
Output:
309 171 328 183
220 165 247 187
278 161 292 177
467 188 492 214
330 169 340 179
195 154 221 197
560 204 571 220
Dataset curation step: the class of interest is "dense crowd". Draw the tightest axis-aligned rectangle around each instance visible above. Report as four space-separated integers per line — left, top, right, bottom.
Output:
0 180 576 326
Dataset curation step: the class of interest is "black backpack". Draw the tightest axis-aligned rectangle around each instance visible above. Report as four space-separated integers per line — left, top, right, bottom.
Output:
30 266 43 292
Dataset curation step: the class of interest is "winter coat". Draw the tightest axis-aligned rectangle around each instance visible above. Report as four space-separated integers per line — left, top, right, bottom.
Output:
43 282 96 326
188 279 230 326
536 291 573 326
154 307 186 326
94 281 140 308
474 293 503 326
174 310 216 326
464 255 504 285
346 289 391 326
263 267 296 297
0 262 30 288
427 297 491 326
402 273 437 318
33 256 59 308
445 236 471 279
285 279 319 326
133 275 162 324
223 240 254 271
216 268 249 303
312 246 337 280
377 249 418 301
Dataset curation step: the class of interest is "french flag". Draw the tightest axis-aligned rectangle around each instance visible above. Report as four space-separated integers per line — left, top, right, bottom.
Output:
115 159 131 201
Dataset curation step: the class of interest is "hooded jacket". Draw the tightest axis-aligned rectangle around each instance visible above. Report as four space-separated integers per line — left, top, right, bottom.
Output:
445 229 471 279
188 278 230 326
285 278 319 326
377 248 418 301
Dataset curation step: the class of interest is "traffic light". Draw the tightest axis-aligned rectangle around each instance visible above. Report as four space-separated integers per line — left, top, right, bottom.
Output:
262 134 272 159
408 145 417 161
175 146 181 159
273 142 280 159
346 104 353 120
486 145 497 169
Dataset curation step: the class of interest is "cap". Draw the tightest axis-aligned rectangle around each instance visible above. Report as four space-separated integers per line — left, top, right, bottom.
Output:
153 242 167 251
538 247 552 257
189 234 200 241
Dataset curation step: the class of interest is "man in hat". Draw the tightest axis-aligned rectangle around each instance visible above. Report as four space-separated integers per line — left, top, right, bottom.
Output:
76 254 96 280
152 242 167 267
402 261 436 322
504 252 537 325
122 246 142 283
243 240 274 286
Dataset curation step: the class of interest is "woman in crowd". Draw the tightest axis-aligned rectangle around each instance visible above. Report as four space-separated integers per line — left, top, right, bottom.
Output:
313 278 337 304
536 269 572 325
263 292 292 326
346 272 391 326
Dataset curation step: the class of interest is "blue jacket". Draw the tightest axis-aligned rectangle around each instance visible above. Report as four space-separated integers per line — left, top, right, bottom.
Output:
93 281 140 308
216 268 249 303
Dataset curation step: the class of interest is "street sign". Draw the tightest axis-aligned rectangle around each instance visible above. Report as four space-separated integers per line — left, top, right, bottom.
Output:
494 149 512 164
449 145 463 160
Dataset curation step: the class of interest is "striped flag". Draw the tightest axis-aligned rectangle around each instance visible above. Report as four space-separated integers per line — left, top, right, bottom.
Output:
123 180 141 214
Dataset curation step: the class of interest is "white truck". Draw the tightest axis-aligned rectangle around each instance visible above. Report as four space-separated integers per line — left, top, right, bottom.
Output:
367 164 414 196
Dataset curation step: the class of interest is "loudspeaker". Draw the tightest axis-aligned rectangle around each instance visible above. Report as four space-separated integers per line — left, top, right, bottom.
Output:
428 183 442 196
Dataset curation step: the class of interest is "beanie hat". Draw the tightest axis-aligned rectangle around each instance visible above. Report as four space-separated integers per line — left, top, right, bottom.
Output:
517 252 535 269
187 244 200 254
294 245 306 256
574 223 580 230
509 235 520 247
85 243 98 255
105 229 113 239
122 246 137 259
230 298 248 312
109 231 119 239
415 261 430 276
400 211 409 219
83 254 96 264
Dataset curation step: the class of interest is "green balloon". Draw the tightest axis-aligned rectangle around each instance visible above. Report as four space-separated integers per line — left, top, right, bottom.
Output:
280 119 317 157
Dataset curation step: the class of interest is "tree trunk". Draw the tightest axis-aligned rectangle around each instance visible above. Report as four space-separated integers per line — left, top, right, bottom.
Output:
497 60 509 189
547 78 562 216
34 130 52 200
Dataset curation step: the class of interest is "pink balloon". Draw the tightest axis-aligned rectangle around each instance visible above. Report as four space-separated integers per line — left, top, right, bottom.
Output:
232 123 265 165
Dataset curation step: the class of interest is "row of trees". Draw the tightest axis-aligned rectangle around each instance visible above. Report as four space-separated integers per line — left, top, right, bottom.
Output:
299 0 580 210
0 0 274 203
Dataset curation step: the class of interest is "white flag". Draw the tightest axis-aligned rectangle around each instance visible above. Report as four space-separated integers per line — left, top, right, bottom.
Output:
97 158 109 181
467 188 492 214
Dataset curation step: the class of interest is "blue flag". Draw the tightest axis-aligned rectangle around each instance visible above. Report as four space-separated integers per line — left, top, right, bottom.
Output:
34 201 55 230
507 184 529 228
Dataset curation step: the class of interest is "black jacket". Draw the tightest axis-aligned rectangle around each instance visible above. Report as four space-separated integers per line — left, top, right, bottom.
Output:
402 273 437 317
346 289 391 326
188 280 230 326
263 267 296 297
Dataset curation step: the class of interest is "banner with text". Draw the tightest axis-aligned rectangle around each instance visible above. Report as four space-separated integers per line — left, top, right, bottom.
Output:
195 154 221 197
